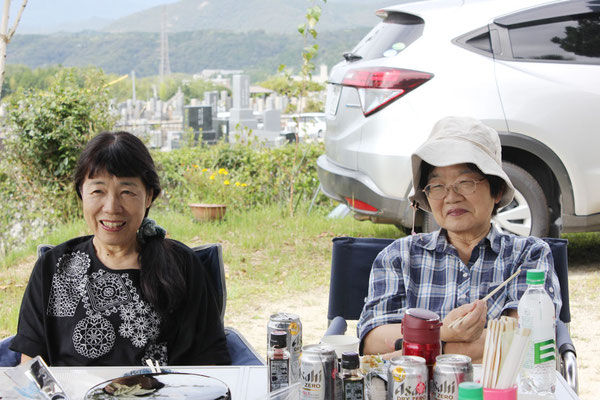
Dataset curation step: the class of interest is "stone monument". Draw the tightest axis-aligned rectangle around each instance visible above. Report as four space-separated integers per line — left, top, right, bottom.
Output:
228 74 258 138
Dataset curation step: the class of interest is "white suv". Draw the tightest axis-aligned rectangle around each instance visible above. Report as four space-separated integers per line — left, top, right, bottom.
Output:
317 0 600 237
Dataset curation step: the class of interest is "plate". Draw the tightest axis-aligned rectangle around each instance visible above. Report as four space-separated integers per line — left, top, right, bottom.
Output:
84 372 231 399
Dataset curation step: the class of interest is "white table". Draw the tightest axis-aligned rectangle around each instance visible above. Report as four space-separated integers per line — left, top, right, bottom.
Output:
0 365 268 399
0 366 578 400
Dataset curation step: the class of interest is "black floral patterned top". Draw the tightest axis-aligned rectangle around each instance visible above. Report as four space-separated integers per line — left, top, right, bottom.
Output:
11 236 231 366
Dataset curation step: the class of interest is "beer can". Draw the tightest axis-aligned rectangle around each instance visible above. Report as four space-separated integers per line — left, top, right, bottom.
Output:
431 354 473 400
300 344 338 400
268 313 303 383
387 356 428 400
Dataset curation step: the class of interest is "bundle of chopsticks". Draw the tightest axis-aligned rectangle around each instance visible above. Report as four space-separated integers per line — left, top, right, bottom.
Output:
481 316 531 388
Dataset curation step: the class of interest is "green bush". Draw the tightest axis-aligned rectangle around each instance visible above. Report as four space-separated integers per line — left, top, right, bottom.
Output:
152 141 331 214
0 68 117 256
4 68 116 213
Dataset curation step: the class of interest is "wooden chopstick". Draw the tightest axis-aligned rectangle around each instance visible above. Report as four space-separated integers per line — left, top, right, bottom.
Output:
145 359 161 373
482 268 522 302
449 268 522 329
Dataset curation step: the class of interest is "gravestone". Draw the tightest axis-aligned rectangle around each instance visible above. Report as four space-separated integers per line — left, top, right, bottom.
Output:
232 75 250 109
229 74 258 138
204 91 219 117
263 109 281 133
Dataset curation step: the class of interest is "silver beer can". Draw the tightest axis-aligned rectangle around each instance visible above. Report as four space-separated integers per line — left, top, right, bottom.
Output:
431 354 473 400
387 356 428 400
268 313 303 383
300 344 338 400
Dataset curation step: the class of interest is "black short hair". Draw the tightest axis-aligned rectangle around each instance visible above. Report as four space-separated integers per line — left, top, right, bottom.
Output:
74 131 161 212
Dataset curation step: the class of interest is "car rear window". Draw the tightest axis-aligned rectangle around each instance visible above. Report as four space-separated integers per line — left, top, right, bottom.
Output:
509 13 600 63
350 12 424 61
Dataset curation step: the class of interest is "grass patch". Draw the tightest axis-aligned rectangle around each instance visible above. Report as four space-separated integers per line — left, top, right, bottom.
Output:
563 232 600 266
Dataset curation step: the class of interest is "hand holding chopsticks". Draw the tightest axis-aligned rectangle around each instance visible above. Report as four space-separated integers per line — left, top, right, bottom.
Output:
448 268 522 330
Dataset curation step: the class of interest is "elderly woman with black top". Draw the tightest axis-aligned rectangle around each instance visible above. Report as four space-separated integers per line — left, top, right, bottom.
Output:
11 131 231 366
358 117 562 363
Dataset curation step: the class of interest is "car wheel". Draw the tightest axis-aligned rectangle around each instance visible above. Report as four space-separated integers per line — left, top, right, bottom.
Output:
492 162 550 237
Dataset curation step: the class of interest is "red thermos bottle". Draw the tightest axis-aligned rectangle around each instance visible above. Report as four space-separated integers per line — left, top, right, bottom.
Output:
399 308 442 376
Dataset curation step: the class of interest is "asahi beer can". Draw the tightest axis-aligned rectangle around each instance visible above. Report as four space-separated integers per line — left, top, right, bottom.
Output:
300 344 338 400
431 354 473 400
387 356 428 400
268 313 303 383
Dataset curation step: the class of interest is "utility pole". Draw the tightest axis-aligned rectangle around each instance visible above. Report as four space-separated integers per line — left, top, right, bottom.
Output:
159 5 171 84
131 69 137 121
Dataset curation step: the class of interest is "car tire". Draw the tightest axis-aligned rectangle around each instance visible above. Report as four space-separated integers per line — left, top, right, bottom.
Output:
493 162 550 237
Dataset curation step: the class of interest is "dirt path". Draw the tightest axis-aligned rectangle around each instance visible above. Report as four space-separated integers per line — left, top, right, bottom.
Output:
567 265 600 399
227 270 597 400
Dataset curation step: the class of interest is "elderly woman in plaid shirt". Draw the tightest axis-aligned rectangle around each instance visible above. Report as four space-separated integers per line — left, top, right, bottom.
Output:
358 117 562 363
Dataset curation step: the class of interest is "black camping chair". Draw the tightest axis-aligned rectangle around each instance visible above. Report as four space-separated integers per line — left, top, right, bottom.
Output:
326 236 578 394
192 243 265 366
0 243 264 367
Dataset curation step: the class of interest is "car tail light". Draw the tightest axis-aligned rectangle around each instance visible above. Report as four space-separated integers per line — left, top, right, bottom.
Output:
345 197 378 213
342 68 433 116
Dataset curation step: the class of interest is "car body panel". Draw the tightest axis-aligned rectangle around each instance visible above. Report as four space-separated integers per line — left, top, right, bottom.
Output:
318 0 600 234
495 61 600 215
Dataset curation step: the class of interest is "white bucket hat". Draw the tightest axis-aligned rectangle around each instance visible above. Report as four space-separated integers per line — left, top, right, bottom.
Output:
409 116 515 212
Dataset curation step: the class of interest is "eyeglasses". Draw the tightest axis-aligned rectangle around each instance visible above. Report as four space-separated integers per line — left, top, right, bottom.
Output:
422 179 485 200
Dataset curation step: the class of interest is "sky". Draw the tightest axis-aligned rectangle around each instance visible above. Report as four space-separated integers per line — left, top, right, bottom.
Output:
8 0 179 33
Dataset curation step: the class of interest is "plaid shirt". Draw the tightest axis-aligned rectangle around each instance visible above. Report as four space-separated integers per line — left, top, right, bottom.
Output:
357 228 562 340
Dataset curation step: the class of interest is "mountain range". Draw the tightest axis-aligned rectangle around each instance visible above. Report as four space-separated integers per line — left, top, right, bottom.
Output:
103 0 393 34
8 0 397 78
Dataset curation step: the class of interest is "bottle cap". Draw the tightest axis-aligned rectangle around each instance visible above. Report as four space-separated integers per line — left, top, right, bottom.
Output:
401 308 442 345
270 330 287 349
458 382 483 400
526 269 545 285
341 351 360 369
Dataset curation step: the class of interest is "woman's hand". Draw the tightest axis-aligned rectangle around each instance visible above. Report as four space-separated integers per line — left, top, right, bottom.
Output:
441 300 487 343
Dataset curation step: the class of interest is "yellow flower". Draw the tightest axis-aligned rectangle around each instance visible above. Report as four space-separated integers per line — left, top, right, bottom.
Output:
210 174 216 180
193 164 199 168
241 183 248 187
218 168 226 175
224 180 230 185
202 168 208 172
223 170 229 175
235 181 241 187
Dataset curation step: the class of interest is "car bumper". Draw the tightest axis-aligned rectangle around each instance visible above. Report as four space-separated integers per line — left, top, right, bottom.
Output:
317 155 413 226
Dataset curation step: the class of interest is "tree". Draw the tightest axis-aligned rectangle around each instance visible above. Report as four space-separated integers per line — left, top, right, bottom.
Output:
551 17 600 58
0 0 27 95
285 0 327 216
4 68 117 219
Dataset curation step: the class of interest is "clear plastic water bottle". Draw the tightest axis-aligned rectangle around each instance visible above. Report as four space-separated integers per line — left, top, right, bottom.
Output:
518 269 556 398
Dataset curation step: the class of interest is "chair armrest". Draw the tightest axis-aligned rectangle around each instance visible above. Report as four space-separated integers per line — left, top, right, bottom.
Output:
325 316 348 336
556 320 578 394
556 320 576 356
0 336 20 367
561 350 578 395
225 327 265 366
